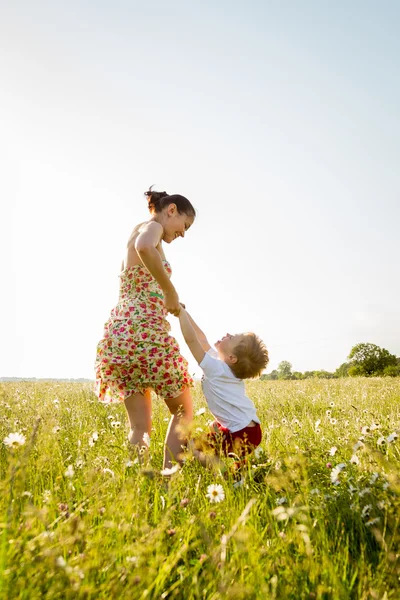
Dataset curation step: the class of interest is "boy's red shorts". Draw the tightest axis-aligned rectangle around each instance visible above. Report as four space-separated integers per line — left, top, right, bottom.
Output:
207 420 262 458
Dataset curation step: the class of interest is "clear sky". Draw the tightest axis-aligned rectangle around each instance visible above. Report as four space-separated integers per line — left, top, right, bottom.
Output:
1 0 399 379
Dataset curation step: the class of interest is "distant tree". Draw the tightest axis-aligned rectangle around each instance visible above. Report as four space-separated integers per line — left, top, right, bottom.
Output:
348 343 397 377
335 362 350 378
292 371 304 380
314 370 335 379
260 370 279 381
277 361 293 380
303 371 315 379
383 364 400 377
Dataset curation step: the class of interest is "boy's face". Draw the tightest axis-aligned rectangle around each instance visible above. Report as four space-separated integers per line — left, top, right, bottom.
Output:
215 333 246 363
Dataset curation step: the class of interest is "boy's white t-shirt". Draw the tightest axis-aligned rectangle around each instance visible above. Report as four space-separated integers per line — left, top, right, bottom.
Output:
199 347 260 433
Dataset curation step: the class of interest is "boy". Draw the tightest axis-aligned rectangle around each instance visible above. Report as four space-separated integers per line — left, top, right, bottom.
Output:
177 307 269 465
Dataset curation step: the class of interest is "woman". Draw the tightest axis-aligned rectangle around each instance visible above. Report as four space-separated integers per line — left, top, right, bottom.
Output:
95 188 196 468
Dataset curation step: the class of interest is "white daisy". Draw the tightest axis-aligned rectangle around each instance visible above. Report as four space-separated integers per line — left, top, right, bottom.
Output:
330 463 346 484
3 432 26 448
326 410 332 417
377 436 386 446
361 504 372 518
64 465 75 478
195 407 206 416
102 468 115 477
370 423 380 431
366 517 380 527
111 421 121 429
160 464 180 476
369 472 379 484
353 441 365 451
350 454 359 465
330 418 337 425
206 483 225 503
329 446 337 456
329 401 335 407
52 426 61 434
254 447 263 459
276 496 287 505
361 426 370 435
386 432 398 443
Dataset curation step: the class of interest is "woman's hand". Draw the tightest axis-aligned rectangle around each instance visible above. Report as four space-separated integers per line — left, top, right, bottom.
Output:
164 289 181 316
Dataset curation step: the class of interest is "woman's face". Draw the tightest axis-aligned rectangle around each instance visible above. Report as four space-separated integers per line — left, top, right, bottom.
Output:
162 204 195 244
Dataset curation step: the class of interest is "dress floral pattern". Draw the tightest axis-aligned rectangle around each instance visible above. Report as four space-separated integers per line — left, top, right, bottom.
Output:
95 260 193 403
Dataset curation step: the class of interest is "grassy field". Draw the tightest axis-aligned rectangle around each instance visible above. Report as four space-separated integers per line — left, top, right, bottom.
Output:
0 379 399 600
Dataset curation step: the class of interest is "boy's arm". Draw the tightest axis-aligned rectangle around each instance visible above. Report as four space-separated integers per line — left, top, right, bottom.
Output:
183 308 211 352
178 308 208 364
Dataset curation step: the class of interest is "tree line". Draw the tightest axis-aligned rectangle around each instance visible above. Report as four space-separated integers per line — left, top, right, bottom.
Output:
262 342 400 380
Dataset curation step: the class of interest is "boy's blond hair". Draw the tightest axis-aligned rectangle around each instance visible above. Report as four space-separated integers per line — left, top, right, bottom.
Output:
229 333 269 379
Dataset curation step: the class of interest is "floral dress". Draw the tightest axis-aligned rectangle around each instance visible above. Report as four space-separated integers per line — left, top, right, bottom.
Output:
95 260 193 403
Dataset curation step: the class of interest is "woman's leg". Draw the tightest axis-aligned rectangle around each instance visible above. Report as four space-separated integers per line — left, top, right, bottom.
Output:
124 389 152 450
163 388 193 469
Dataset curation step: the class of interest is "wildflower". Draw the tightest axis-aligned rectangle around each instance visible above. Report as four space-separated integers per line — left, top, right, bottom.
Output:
329 401 335 407
370 423 380 431
143 432 151 446
329 446 337 456
233 478 245 489
281 418 287 425
348 484 357 494
53 399 60 405
382 482 389 490
75 459 84 469
206 484 225 503
315 419 321 430
52 426 60 434
275 460 282 470
369 472 379 484
276 496 287 505
180 498 190 507
330 463 346 484
126 556 138 564
361 426 370 435
56 556 67 568
359 487 371 497
330 418 337 425
386 432 398 443
272 506 296 521
361 504 372 518
310 488 320 495
43 490 52 504
254 447 263 459
195 407 206 416
377 437 386 446
353 440 365 451
125 459 136 467
64 465 75 478
326 462 333 469
160 464 180 476
111 421 121 429
377 501 385 509
366 517 380 527
102 468 115 477
292 418 300 426
350 454 359 465
3 432 26 448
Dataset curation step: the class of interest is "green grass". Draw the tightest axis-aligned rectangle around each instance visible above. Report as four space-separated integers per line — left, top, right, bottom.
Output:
0 379 399 600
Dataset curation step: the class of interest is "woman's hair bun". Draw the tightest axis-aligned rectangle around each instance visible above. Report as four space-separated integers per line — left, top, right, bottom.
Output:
143 185 196 218
144 186 169 213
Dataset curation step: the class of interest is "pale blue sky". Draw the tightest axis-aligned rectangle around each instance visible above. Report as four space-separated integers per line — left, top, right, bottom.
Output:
1 0 399 379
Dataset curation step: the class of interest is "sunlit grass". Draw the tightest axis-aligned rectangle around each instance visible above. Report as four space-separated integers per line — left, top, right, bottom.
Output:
0 379 399 599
